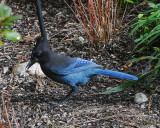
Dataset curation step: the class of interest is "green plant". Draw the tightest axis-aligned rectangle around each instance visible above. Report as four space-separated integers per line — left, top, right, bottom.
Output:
0 3 22 45
129 2 160 52
122 0 138 5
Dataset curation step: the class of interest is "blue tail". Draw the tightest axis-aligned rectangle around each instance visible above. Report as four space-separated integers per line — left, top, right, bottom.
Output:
95 69 138 81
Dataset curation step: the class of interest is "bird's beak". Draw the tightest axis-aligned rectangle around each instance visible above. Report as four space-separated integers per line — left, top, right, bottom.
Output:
26 59 37 69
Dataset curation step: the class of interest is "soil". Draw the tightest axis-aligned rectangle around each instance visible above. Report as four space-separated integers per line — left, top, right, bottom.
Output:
0 0 160 127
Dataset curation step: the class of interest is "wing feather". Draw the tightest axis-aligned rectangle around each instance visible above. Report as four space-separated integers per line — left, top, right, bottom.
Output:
50 58 102 75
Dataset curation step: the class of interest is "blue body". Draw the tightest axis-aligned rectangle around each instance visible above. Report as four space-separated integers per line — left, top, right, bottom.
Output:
33 49 138 101
40 59 138 87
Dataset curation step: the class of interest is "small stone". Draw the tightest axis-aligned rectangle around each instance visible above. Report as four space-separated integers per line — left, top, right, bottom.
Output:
79 36 84 42
91 86 97 90
0 52 3 55
13 62 28 76
0 77 4 84
6 56 11 59
149 125 156 128
134 93 148 104
119 105 122 108
63 112 67 117
88 123 92 126
15 54 21 59
55 12 62 17
3 86 7 90
26 62 45 77
110 54 116 59
93 99 96 102
41 114 48 119
3 67 9 74
140 103 146 109
13 62 45 77
42 11 47 15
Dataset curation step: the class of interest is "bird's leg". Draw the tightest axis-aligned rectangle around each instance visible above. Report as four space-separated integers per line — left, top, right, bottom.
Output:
61 85 79 103
52 85 79 105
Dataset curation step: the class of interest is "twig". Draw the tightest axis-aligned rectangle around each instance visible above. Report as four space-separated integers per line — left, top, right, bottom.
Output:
59 29 77 44
115 117 138 127
12 107 20 128
148 94 153 111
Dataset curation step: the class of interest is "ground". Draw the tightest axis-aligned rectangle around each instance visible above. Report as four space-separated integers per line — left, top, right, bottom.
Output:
0 0 160 127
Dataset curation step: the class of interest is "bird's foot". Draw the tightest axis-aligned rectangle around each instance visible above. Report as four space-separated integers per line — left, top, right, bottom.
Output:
51 91 73 105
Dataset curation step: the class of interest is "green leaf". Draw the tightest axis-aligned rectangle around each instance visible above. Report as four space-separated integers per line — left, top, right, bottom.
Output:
134 38 142 43
154 47 160 52
99 80 138 94
134 33 148 43
134 38 141 43
8 14 22 22
148 52 160 63
129 24 141 37
0 17 2 24
0 40 3 46
2 29 21 41
148 10 160 19
138 14 143 18
3 22 13 27
145 75 152 92
125 0 134 4
129 20 146 37
129 56 155 63
0 4 12 18
136 33 160 52
148 3 158 9
154 59 160 78
135 29 160 50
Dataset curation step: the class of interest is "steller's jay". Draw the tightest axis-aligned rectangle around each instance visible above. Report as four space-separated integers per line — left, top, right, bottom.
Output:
26 0 138 102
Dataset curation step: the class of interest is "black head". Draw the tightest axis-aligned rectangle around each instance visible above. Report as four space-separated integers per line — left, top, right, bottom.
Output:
26 36 49 69
27 0 49 69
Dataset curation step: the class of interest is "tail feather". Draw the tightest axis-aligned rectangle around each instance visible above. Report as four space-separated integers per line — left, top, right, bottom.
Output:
95 69 138 81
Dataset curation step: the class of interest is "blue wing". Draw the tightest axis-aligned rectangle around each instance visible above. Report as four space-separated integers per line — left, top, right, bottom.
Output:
50 58 102 75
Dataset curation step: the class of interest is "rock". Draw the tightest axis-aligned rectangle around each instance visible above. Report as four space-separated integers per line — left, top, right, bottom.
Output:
5 55 11 59
26 62 45 77
91 86 97 90
140 103 146 109
13 62 45 77
134 93 148 104
93 99 96 102
41 114 48 119
3 67 9 74
13 62 28 76
0 77 4 84
149 125 156 128
42 10 47 15
79 36 84 43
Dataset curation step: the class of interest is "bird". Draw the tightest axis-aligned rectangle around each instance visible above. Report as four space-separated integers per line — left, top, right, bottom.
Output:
26 0 138 103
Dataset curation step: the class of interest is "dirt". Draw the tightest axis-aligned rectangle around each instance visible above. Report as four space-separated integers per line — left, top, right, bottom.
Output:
0 0 160 127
